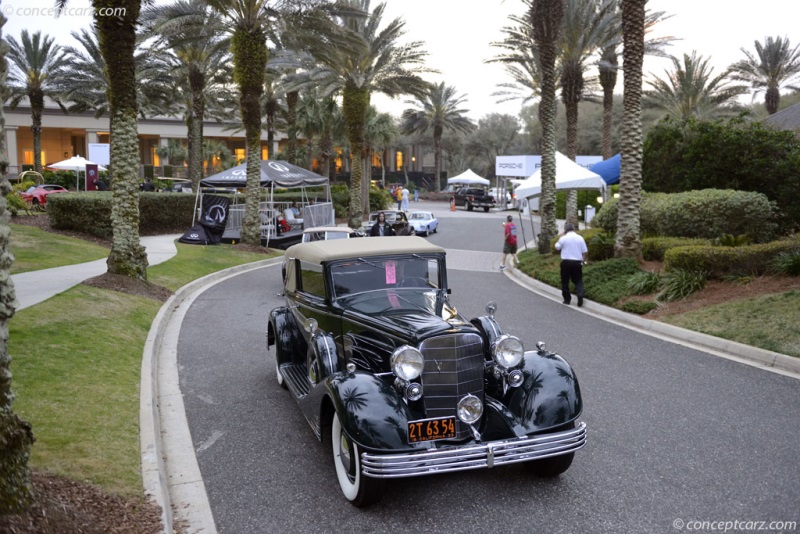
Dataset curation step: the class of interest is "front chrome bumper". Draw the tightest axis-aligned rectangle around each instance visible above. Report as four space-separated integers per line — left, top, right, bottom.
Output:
361 422 587 478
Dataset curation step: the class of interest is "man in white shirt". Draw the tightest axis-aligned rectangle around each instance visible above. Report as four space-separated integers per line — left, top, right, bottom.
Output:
401 187 410 211
554 223 589 306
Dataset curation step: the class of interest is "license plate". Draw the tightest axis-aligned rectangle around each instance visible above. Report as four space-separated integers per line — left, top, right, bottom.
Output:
408 416 456 443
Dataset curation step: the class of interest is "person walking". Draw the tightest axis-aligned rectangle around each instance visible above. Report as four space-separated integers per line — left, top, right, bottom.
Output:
554 223 588 306
499 215 519 271
370 212 395 236
401 186 410 211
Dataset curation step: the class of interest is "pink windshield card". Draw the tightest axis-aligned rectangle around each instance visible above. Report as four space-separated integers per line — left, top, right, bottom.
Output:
385 261 396 285
388 291 401 308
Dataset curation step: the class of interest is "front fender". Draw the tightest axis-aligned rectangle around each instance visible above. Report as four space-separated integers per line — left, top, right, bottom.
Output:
308 332 339 382
470 315 503 357
504 350 583 433
326 371 418 451
269 307 302 367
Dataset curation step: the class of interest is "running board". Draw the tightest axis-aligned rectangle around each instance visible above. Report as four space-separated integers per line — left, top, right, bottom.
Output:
280 364 310 398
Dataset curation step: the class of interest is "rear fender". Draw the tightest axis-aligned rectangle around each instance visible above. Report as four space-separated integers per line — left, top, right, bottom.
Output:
503 350 583 433
326 371 417 451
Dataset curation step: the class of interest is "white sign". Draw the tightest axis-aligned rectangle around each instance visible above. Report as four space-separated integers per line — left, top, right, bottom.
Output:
496 155 603 177
88 143 110 166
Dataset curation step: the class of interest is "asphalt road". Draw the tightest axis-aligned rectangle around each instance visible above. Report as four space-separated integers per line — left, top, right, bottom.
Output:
176 203 800 533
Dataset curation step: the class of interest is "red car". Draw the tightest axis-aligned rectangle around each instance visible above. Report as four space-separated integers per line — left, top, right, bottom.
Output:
21 184 68 208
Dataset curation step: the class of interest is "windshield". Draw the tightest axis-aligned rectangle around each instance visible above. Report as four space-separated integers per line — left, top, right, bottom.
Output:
330 256 442 302
409 213 429 220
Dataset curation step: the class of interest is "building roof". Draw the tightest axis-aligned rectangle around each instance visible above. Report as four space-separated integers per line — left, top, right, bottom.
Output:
764 103 800 131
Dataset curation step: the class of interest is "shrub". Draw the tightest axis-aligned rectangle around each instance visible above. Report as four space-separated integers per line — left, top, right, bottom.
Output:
591 197 619 234
587 232 615 261
664 238 800 278
627 271 661 295
582 257 642 305
641 237 709 261
657 269 708 302
769 250 800 276
712 233 752 247
621 300 659 315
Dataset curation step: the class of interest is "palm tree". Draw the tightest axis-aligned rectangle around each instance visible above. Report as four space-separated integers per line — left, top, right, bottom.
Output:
204 0 273 246
530 0 563 254
0 4 36 513
645 51 748 120
489 14 545 108
5 30 68 172
58 28 175 121
730 36 800 115
55 0 150 280
141 0 233 190
363 107 396 187
559 0 616 225
289 0 431 228
400 82 475 193
614 0 646 259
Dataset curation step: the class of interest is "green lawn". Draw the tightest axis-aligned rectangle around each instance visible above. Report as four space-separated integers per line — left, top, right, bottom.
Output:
10 223 110 274
8 240 279 496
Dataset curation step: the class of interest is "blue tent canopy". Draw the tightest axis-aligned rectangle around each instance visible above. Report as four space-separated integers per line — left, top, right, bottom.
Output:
591 154 621 185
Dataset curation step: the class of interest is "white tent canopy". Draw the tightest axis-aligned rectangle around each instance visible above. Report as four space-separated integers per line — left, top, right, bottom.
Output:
447 168 490 186
48 156 107 191
513 152 606 199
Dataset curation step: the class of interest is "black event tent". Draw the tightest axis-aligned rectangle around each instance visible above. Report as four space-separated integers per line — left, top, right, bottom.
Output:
199 159 328 188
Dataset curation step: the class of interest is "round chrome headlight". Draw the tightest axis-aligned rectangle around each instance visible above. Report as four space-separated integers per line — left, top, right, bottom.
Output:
391 346 424 381
492 334 524 369
457 394 483 424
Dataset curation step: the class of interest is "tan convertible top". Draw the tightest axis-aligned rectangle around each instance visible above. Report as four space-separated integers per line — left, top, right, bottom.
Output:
286 235 445 264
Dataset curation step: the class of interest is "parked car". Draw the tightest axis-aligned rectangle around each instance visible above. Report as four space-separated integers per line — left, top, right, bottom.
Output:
268 237 587 506
301 226 355 243
357 210 415 236
407 210 439 236
452 187 496 212
20 184 68 208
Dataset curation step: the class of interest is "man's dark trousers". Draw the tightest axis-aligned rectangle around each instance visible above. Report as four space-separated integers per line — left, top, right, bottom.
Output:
560 260 584 304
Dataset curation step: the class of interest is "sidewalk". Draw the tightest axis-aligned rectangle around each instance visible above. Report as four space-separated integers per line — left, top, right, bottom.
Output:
10 234 182 311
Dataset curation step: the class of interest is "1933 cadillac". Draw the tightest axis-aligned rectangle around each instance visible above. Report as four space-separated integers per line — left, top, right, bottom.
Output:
267 236 586 506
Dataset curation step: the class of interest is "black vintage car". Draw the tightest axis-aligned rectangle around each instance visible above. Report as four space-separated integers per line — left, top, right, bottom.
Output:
267 237 586 506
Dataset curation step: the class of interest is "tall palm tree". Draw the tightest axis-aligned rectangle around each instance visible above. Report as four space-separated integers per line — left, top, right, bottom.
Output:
596 6 673 160
141 0 233 189
730 36 800 115
204 0 272 246
363 107 395 187
0 3 36 513
645 51 747 120
5 30 68 172
530 0 563 254
614 0 646 259
55 0 150 280
289 0 431 228
559 0 616 225
400 82 475 193
489 14 546 107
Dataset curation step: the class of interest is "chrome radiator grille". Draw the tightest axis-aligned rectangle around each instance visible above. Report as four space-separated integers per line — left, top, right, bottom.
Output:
419 333 485 439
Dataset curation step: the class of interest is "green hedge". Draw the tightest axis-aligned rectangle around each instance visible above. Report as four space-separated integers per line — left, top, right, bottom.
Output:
663 237 800 278
641 236 710 261
592 189 779 242
48 192 196 238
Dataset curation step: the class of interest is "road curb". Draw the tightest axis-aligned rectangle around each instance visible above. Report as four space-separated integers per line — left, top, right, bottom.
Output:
140 257 282 534
505 268 800 377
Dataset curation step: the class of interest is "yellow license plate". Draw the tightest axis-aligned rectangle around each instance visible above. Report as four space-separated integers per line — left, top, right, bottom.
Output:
408 417 456 443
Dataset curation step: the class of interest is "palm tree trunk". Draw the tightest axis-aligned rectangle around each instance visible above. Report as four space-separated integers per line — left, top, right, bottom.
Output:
286 90 298 166
433 125 443 193
30 89 43 173
343 85 369 228
0 6 36 507
615 0 645 259
532 0 563 253
188 66 205 190
231 28 267 247
97 0 148 280
599 48 618 160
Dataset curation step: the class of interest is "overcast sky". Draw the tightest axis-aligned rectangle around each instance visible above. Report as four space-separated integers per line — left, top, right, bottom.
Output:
4 0 800 120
